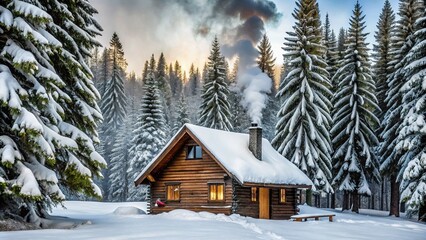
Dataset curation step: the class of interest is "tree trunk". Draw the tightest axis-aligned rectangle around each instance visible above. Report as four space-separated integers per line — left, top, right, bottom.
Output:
419 196 426 222
306 189 312 206
327 193 330 208
331 193 336 209
342 192 350 211
380 178 385 210
352 192 359 213
389 174 400 217
317 195 321 208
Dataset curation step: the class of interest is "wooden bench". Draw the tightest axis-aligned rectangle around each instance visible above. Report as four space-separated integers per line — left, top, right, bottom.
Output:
290 213 336 222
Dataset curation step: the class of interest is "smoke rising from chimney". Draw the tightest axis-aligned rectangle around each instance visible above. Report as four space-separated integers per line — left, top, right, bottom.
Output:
175 0 282 124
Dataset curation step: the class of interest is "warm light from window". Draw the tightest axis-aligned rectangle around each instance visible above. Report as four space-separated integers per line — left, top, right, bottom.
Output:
251 187 257 202
167 184 180 201
209 184 224 201
280 189 286 203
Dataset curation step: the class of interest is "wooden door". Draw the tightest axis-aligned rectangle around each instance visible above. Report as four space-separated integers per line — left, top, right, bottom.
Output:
259 188 270 219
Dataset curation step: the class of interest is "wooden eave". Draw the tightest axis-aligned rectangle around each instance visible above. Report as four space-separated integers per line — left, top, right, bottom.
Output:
242 182 312 189
134 125 237 186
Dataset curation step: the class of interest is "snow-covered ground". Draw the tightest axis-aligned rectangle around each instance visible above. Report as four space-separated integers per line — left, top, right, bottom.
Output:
1 201 425 240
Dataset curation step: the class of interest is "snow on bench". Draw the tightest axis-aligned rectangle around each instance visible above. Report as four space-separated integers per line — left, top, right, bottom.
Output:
290 213 335 222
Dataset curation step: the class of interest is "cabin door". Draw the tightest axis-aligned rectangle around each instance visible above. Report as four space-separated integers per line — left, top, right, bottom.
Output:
259 188 270 219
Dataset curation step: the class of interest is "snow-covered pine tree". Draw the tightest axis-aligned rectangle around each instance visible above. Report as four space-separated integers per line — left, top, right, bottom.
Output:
169 61 183 98
108 103 136 202
373 0 395 120
142 60 149 82
228 58 250 133
337 28 346 61
257 33 276 93
331 2 380 213
187 64 201 96
256 33 278 140
0 0 105 220
379 0 423 217
96 48 110 97
127 72 168 201
99 32 127 200
199 36 233 131
323 14 339 85
397 2 426 220
372 0 397 215
90 47 100 89
172 94 190 133
156 52 172 108
272 0 333 197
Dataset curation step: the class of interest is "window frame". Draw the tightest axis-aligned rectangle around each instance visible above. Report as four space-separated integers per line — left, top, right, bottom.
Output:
186 145 203 160
208 183 225 202
165 182 181 202
251 187 258 202
279 188 287 204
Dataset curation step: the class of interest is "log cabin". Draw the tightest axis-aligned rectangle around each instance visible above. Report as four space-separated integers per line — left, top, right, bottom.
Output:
134 123 312 219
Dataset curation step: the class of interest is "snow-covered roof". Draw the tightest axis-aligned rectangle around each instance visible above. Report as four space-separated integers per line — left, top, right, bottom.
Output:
135 124 312 187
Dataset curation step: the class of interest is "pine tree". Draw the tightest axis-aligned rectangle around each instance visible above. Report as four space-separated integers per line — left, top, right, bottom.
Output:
173 94 191 133
99 33 127 200
97 48 110 97
127 72 168 201
228 59 251 133
101 33 127 131
323 14 339 83
374 0 395 121
142 60 149 82
397 3 426 220
337 28 346 61
199 37 233 131
156 52 172 109
379 0 423 217
257 33 276 93
256 33 278 140
331 2 380 213
372 0 397 215
108 106 135 202
170 61 183 97
272 0 333 196
0 0 105 220
187 64 201 96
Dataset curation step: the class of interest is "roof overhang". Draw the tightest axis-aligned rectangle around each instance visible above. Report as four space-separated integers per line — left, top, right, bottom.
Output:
242 182 312 189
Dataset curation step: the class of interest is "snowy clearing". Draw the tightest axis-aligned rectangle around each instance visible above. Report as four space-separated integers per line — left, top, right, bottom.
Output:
1 201 425 240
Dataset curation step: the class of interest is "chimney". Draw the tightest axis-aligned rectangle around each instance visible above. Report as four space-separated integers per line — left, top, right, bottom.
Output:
249 123 262 160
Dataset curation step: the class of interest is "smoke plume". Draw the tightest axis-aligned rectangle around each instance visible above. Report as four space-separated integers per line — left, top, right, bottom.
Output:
175 0 281 124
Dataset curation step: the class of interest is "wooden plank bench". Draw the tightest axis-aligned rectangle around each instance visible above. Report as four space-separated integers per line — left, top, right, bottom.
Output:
290 213 336 222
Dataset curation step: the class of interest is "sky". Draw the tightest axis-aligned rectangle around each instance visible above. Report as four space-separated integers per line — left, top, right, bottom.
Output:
91 0 400 76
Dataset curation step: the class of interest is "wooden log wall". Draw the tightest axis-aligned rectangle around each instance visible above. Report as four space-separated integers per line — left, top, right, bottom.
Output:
150 139 232 215
233 183 259 218
270 188 298 219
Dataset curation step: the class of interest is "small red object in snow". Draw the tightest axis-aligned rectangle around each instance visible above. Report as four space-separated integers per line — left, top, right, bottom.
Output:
156 199 166 207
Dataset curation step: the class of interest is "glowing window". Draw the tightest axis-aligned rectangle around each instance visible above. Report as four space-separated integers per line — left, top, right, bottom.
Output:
251 187 257 202
166 184 180 201
209 184 224 201
280 189 286 203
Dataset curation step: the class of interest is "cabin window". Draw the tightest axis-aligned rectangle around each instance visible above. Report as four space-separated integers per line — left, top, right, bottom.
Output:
251 187 257 202
280 189 287 203
166 183 180 201
208 183 224 201
187 145 202 159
